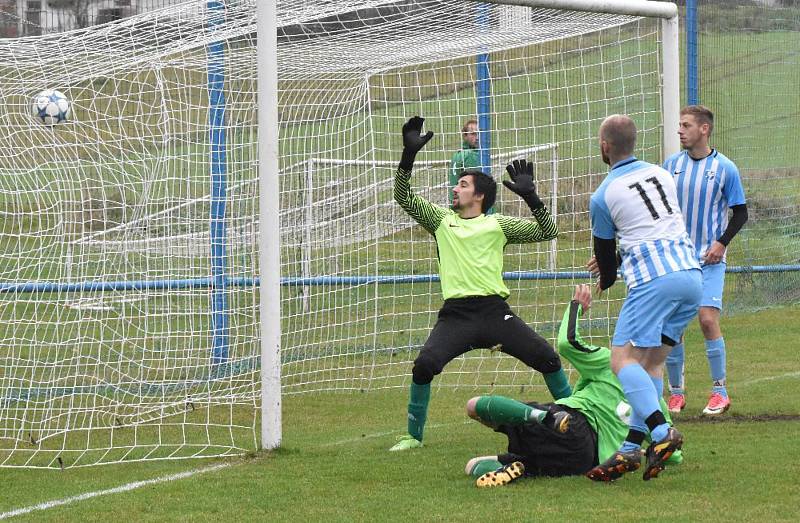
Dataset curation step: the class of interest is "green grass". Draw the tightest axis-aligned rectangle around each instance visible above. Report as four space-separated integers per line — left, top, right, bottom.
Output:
699 28 800 171
1 303 799 521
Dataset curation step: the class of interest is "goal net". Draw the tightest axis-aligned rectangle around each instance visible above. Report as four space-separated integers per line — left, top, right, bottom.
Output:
0 0 677 467
277 0 668 396
0 1 261 467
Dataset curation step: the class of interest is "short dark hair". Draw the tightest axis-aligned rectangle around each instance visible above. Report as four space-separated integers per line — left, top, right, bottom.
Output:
680 105 714 135
459 170 496 213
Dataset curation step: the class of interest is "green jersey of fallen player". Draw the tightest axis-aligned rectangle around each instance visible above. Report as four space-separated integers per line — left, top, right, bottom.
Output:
555 300 677 463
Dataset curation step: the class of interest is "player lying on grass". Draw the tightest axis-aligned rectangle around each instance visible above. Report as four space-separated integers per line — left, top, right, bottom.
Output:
390 116 571 451
464 284 682 487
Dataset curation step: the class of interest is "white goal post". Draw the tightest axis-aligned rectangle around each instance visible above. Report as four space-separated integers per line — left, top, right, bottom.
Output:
479 0 680 157
257 0 281 453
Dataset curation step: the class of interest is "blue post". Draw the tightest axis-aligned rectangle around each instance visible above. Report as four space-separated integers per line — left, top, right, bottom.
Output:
208 0 229 366
686 0 699 105
476 3 491 177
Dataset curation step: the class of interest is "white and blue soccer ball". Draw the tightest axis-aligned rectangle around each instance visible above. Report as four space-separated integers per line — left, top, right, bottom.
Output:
615 400 632 424
32 89 71 125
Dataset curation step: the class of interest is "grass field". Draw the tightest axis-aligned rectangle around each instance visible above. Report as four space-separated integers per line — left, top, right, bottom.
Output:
1 303 799 521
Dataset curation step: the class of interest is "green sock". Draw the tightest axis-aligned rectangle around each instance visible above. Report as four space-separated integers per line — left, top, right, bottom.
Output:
469 459 503 478
543 369 572 400
659 396 674 425
475 395 547 426
407 382 431 441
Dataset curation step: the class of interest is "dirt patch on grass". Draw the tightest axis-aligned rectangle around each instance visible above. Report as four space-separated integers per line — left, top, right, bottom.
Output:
679 413 800 424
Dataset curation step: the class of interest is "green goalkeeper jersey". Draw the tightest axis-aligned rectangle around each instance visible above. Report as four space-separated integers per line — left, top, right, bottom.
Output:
554 300 674 463
393 168 558 300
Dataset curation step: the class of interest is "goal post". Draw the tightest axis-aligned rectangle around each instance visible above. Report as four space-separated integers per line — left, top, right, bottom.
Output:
480 0 680 157
0 0 267 468
269 0 684 441
258 0 679 456
256 0 281 451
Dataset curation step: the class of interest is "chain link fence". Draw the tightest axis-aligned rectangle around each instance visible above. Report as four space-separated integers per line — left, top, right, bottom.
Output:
693 0 800 311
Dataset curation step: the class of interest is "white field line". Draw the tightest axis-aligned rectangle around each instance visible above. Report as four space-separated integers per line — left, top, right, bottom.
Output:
3 370 798 520
0 421 468 519
0 462 230 520
739 370 800 386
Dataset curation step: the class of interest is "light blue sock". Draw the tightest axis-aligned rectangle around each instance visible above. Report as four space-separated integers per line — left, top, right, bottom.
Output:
621 411 648 452
665 342 685 394
617 363 662 436
650 376 664 398
706 337 727 396
651 422 670 443
628 411 648 436
620 440 641 453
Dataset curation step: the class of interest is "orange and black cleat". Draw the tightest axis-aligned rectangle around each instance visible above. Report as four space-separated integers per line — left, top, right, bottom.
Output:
643 426 683 481
476 461 525 488
586 449 642 482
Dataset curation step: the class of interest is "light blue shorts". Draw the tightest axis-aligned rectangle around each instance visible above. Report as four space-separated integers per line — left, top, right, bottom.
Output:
700 262 726 310
612 269 702 348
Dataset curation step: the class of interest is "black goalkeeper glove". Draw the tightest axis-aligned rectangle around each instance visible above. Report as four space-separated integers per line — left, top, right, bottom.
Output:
503 159 543 209
399 116 434 171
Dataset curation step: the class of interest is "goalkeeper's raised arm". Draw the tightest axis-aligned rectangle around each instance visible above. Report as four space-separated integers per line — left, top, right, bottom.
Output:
497 159 558 244
393 116 447 235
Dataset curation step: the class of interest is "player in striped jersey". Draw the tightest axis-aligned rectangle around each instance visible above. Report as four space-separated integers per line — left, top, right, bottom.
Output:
586 115 701 481
662 105 748 416
388 116 571 452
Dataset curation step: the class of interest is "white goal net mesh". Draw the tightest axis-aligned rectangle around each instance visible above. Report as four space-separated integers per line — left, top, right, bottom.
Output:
0 0 664 466
277 2 663 396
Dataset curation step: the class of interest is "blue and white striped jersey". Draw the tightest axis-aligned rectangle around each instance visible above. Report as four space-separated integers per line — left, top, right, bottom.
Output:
663 149 746 263
590 157 700 289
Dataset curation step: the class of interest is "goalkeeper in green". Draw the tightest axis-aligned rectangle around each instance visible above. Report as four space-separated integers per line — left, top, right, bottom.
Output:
390 116 571 452
465 284 681 486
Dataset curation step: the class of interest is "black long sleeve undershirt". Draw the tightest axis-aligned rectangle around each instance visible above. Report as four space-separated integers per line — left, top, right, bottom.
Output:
593 236 618 290
717 204 748 246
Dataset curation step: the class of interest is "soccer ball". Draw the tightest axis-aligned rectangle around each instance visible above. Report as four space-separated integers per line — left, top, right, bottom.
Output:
32 89 71 125
615 400 632 424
